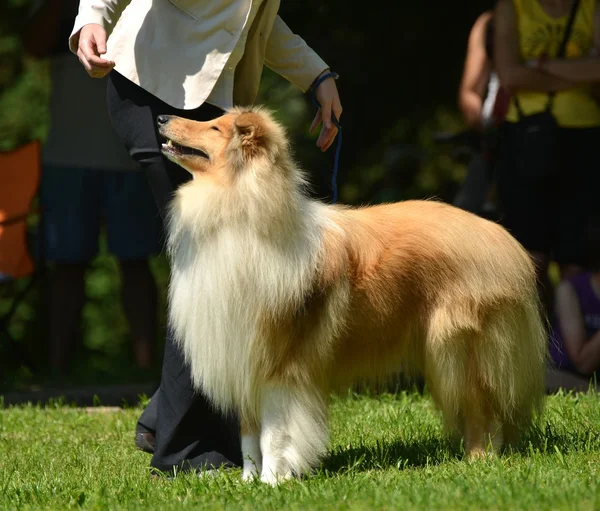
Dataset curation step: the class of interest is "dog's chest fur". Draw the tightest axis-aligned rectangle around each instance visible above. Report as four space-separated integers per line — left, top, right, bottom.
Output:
167 220 321 412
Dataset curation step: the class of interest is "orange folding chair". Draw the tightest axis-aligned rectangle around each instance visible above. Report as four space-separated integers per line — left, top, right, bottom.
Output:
0 140 44 369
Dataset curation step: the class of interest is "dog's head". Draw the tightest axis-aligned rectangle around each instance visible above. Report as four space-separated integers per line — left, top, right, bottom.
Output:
157 106 290 184
160 107 310 240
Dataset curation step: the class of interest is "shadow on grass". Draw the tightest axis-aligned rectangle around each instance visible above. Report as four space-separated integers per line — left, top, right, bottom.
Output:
321 421 598 475
520 420 600 455
322 436 461 473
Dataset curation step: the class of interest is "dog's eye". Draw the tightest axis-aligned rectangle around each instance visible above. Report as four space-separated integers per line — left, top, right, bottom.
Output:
211 126 220 132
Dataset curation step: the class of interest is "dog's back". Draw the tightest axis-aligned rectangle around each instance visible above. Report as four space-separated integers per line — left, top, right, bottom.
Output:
322 199 546 454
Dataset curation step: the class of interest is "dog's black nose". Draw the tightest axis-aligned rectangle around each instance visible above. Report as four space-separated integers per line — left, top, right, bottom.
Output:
157 115 170 125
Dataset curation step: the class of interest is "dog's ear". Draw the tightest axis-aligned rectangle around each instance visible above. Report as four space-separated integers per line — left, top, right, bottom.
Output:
233 111 268 158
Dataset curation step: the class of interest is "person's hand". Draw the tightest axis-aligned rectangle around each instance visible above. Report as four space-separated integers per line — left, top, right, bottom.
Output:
310 71 343 152
77 23 115 78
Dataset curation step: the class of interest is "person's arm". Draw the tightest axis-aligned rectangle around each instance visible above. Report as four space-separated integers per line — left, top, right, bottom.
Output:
555 280 600 375
494 0 575 92
264 16 342 152
541 2 600 83
458 12 493 129
69 0 131 78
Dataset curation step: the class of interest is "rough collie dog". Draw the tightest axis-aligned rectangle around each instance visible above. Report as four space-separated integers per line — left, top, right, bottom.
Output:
158 107 547 484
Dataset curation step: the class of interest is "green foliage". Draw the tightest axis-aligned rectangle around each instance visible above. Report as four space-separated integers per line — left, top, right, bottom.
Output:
0 56 50 151
1 390 599 509
0 0 50 151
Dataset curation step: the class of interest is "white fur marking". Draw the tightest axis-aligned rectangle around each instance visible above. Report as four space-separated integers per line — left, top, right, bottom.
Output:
242 434 262 481
259 385 328 484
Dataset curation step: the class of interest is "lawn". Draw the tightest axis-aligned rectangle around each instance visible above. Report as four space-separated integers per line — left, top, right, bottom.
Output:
1 390 599 510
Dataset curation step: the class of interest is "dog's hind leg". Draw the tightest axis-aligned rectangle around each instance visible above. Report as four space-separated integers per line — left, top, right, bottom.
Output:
259 385 328 485
426 306 508 459
448 351 505 458
467 302 546 456
462 388 503 458
241 419 262 481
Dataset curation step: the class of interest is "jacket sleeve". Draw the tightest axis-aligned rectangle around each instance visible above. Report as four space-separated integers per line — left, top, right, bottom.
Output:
264 16 329 92
68 0 131 53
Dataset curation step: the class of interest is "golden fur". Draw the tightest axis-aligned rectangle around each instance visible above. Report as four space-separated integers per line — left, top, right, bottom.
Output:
159 106 547 484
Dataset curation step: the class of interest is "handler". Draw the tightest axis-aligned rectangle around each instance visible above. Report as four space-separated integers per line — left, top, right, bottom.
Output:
70 0 342 475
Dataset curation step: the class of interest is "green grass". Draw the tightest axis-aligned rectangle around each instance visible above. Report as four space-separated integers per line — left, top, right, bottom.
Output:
1 390 599 510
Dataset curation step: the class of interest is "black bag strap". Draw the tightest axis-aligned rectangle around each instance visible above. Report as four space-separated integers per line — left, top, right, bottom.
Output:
556 0 582 59
514 0 581 118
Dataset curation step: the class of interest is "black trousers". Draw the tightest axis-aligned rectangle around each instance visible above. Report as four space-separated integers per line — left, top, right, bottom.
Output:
106 70 242 473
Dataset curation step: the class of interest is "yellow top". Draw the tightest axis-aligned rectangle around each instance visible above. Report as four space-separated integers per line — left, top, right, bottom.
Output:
506 0 600 127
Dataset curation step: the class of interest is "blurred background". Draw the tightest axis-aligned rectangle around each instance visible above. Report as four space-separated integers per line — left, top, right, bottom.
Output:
7 0 585 398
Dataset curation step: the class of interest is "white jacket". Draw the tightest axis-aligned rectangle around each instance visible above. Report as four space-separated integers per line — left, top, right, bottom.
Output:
69 0 329 108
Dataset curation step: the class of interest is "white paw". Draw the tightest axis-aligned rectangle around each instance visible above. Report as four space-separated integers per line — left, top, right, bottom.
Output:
260 471 281 486
242 458 261 482
242 468 259 482
260 469 293 486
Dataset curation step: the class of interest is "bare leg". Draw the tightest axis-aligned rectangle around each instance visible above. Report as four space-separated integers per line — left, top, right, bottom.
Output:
48 262 87 372
119 259 157 370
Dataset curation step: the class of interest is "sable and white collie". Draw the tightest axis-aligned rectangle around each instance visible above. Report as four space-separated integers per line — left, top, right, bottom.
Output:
158 107 547 484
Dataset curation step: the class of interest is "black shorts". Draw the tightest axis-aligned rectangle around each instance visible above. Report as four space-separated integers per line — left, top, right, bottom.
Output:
496 122 600 266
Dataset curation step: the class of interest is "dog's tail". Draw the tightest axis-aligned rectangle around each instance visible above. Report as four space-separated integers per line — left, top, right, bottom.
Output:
425 289 547 445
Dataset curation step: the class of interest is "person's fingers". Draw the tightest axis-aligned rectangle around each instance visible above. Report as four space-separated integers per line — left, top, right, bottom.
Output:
77 48 93 74
317 124 332 150
87 54 114 68
76 25 114 78
321 96 342 150
312 80 342 150
95 33 107 55
320 126 338 152
320 99 333 131
316 125 327 148
77 48 113 78
80 34 114 67
79 36 96 61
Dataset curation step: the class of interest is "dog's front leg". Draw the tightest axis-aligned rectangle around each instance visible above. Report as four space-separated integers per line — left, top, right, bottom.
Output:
241 420 262 481
259 385 328 485
259 406 292 486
